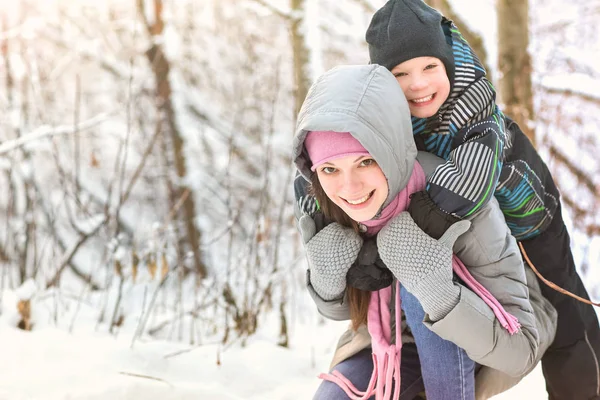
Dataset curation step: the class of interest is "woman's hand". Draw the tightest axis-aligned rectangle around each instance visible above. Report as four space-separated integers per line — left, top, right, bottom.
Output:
377 212 470 320
299 215 363 301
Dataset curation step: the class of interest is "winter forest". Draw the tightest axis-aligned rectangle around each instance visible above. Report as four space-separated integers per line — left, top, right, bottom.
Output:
1 0 600 399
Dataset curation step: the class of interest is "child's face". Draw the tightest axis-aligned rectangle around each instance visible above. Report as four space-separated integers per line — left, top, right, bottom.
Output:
390 57 450 119
316 155 388 222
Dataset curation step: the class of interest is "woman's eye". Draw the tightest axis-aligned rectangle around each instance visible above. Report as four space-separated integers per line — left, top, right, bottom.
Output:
360 159 376 167
321 166 336 174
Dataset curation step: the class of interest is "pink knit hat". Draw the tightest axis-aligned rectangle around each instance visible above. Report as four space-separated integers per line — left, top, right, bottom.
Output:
305 131 370 171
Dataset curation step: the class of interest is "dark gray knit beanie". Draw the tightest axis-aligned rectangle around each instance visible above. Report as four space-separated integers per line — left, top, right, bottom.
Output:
366 0 455 86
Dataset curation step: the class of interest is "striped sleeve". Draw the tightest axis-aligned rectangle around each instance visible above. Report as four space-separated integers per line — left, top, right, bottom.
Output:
425 71 507 218
294 171 318 220
427 110 506 218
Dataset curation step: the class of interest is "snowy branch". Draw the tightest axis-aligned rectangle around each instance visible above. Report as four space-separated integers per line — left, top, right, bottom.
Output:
0 113 115 155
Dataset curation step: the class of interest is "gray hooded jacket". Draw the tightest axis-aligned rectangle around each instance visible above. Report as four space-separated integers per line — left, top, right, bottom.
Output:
292 64 557 395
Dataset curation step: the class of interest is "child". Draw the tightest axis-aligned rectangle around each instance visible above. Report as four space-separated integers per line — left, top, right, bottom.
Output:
364 1 600 398
293 64 556 400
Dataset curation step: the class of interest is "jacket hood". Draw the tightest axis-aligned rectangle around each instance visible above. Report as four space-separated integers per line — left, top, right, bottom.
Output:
292 64 416 207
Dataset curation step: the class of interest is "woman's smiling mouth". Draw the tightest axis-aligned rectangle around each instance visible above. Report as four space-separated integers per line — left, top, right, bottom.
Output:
343 190 375 205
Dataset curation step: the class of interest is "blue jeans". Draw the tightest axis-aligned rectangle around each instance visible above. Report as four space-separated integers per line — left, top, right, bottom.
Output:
314 287 475 400
401 286 475 400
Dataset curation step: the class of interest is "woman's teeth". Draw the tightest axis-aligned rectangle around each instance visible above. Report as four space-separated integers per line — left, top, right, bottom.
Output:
346 192 372 205
412 94 434 103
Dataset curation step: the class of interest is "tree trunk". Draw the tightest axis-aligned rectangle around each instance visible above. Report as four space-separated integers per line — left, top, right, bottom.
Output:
426 0 492 77
497 0 535 146
138 0 207 278
290 0 311 119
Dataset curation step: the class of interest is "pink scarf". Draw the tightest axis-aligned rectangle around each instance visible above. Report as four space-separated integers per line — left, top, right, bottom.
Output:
318 162 520 400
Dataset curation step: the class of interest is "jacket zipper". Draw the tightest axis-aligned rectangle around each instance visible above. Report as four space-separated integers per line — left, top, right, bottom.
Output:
584 330 600 396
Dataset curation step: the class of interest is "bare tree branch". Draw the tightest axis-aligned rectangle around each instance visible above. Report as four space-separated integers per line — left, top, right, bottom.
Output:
45 217 106 289
548 145 596 195
541 86 600 106
42 27 132 79
120 118 162 206
251 0 292 20
118 371 173 387
353 0 376 15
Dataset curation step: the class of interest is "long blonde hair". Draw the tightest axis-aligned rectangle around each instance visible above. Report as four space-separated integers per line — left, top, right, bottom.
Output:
310 174 371 331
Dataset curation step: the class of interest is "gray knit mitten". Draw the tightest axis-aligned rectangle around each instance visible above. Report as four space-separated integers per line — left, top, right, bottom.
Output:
299 215 363 301
377 212 471 320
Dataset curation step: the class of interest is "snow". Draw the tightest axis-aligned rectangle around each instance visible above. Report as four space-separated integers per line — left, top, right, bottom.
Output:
0 290 548 400
15 280 37 301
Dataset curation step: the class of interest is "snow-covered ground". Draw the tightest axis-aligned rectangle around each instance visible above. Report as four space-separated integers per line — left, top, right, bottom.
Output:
1 288 548 400
1 326 547 400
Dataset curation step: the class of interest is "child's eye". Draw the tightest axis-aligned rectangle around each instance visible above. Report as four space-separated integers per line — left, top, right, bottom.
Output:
393 72 407 78
360 159 377 167
320 166 337 174
424 64 438 70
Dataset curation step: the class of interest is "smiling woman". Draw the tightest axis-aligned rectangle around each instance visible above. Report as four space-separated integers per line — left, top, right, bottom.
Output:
305 131 388 223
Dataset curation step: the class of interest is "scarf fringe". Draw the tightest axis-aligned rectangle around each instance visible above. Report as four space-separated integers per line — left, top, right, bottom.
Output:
319 282 402 400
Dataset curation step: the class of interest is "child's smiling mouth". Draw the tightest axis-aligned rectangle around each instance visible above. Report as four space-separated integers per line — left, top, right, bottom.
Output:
411 94 435 104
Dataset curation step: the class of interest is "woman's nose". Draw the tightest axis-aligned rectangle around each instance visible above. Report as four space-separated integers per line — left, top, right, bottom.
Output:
342 172 363 191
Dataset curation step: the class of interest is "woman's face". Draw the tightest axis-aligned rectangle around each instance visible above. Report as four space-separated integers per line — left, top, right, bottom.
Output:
315 155 388 222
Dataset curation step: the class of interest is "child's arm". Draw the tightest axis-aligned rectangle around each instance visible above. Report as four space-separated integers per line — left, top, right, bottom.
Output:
294 172 319 218
410 90 507 239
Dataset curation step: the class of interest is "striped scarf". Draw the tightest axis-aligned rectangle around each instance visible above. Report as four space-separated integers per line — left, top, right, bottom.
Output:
411 21 556 239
